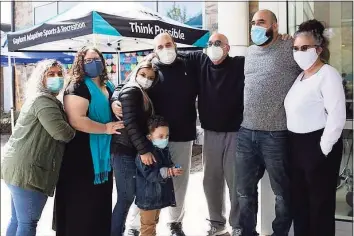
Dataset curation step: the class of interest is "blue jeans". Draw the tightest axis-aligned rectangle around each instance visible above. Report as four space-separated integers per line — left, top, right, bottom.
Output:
6 184 48 236
235 127 292 236
111 154 137 236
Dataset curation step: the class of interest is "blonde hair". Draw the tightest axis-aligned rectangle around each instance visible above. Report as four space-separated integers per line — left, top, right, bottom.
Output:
25 59 66 100
126 60 157 114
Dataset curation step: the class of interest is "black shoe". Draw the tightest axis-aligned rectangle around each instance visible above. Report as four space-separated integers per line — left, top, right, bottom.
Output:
127 229 140 236
170 222 186 236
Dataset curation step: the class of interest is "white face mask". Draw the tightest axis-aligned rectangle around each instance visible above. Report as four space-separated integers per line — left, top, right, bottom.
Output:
157 48 177 64
136 75 153 89
207 46 224 62
293 48 319 70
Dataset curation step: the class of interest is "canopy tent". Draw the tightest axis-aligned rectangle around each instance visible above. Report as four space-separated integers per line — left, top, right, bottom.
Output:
1 40 75 66
6 2 209 53
0 52 75 66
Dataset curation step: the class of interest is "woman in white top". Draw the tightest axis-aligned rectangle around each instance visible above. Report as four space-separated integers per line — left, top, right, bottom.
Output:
284 19 346 236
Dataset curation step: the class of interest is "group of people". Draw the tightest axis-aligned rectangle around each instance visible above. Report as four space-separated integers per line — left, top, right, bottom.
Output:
1 9 346 236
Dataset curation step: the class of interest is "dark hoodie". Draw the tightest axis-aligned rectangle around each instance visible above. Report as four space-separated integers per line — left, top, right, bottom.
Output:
147 57 198 142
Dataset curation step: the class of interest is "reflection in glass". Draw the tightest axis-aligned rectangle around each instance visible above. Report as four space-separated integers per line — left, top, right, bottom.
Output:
34 2 57 25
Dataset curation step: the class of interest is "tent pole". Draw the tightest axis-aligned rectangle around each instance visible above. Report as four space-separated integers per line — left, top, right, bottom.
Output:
93 34 97 48
7 54 15 133
10 0 16 133
117 51 120 85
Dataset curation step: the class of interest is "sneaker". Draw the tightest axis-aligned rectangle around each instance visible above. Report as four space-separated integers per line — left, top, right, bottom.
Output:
207 223 228 236
127 229 140 236
170 222 186 236
232 228 242 236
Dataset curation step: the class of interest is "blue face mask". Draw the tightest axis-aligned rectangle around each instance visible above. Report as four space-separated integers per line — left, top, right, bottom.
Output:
152 138 169 149
84 60 104 78
251 25 270 46
46 77 64 93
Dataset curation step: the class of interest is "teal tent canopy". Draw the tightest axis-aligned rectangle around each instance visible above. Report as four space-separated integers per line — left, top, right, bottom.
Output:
6 2 209 53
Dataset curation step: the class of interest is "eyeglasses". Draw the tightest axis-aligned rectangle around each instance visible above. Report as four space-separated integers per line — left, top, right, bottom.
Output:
207 40 224 47
292 45 320 52
46 71 63 77
84 58 102 64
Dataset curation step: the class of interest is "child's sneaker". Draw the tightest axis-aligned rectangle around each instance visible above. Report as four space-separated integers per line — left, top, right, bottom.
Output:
126 229 139 236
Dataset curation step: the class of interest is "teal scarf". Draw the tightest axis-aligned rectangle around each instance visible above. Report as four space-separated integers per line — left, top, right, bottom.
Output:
84 77 115 184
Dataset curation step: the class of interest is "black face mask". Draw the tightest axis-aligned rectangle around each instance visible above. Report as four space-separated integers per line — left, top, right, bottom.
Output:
259 27 274 46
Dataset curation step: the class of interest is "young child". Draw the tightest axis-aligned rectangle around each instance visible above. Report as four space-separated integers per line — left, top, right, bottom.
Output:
135 115 183 236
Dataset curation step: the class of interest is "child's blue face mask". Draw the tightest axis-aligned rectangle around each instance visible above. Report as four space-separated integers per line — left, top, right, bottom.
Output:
152 138 169 149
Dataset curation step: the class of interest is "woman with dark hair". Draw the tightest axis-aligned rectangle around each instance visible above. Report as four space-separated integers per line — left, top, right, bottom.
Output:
110 60 158 236
54 46 124 236
284 19 346 236
1 59 75 236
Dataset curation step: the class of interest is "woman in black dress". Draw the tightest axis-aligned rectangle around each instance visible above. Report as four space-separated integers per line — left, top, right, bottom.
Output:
54 46 124 236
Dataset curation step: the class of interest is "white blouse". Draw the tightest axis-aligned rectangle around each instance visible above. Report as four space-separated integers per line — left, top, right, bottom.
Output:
284 64 346 156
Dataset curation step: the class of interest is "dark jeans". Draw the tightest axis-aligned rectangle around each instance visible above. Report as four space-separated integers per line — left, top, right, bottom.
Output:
235 127 292 236
6 184 48 236
289 130 343 236
111 154 137 236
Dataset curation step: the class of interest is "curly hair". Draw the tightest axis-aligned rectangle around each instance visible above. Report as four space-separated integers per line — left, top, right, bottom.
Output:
147 115 169 134
294 19 330 63
26 59 66 100
69 46 109 86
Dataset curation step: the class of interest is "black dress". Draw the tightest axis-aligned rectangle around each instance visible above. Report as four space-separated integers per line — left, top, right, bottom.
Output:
54 81 113 236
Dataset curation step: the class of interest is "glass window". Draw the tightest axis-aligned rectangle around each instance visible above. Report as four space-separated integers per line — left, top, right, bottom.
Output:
137 1 157 11
34 2 58 25
58 1 78 14
158 1 203 28
288 1 353 222
288 1 353 120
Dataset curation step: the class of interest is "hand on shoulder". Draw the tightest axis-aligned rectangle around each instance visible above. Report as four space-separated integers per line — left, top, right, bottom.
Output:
278 33 293 41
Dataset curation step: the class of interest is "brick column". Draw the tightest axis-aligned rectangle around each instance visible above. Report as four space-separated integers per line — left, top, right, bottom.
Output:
14 0 33 30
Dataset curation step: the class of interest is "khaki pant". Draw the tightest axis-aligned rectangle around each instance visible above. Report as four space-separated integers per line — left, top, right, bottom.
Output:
140 209 161 236
167 141 193 224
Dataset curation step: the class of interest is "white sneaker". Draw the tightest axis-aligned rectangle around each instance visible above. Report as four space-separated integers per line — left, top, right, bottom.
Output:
207 224 228 236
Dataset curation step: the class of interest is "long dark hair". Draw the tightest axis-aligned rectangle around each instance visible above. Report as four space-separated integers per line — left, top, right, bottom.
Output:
69 46 109 86
294 19 330 63
126 60 158 113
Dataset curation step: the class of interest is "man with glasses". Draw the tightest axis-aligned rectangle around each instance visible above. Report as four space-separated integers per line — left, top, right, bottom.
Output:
179 31 289 236
178 33 245 236
234 10 301 236
116 32 244 236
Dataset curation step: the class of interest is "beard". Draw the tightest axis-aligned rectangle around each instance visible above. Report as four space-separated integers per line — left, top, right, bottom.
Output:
259 27 274 46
